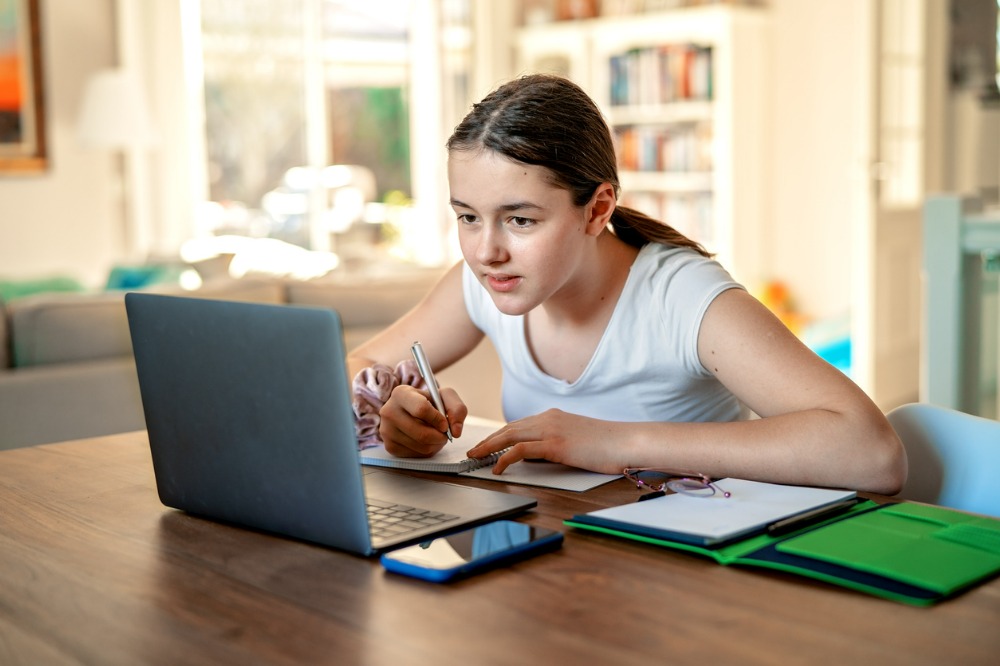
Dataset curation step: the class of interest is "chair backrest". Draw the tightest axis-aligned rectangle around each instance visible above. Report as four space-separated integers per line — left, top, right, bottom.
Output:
886 403 1000 518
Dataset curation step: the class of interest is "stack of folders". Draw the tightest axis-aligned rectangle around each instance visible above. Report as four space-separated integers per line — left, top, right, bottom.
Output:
565 479 1000 606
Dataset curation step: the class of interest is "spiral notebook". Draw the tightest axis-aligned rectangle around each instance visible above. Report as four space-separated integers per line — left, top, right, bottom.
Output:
359 417 620 492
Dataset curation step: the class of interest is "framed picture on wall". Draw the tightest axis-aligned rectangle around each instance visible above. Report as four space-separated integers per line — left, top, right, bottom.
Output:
0 0 46 174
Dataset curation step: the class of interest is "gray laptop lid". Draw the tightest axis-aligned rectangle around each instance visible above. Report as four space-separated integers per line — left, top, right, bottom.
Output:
125 293 534 556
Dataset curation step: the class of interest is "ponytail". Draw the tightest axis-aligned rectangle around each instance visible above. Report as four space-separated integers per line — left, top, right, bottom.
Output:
610 205 712 257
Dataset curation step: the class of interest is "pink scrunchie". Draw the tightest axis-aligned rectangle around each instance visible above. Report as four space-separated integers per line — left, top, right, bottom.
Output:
352 359 426 450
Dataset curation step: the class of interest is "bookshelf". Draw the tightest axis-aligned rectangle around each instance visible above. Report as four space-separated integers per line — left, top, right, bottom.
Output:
516 5 769 285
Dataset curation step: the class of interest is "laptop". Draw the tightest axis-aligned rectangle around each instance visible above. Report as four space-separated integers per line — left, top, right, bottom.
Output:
125 292 535 556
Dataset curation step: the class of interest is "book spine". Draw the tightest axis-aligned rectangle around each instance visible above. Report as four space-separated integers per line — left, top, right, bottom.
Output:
608 43 713 106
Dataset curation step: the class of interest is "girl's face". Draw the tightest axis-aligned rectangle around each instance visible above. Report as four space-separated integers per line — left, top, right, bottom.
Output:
448 149 597 316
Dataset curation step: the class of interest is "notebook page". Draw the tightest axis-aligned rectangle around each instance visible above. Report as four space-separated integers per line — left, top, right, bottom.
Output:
585 479 857 544
359 419 502 472
360 416 619 489
461 461 620 492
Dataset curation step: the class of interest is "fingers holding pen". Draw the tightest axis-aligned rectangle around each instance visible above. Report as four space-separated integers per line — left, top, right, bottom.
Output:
379 385 448 456
409 340 466 441
379 385 468 457
439 387 468 439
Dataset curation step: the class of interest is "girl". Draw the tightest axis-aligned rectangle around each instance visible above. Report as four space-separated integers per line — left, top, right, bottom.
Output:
347 74 905 495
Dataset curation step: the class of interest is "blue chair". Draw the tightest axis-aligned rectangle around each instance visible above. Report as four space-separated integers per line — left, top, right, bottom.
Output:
886 403 1000 518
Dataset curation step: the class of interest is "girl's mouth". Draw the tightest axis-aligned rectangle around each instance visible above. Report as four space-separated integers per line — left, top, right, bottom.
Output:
485 274 521 293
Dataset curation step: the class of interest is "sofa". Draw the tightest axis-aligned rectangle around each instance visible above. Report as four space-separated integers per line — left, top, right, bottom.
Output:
0 270 503 450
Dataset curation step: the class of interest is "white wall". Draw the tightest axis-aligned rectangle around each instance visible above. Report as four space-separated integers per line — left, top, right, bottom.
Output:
765 0 867 322
0 0 121 289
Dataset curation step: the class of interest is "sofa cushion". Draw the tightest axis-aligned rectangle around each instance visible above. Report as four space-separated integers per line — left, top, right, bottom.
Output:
1 276 88 368
284 270 443 329
9 278 285 367
0 358 145 449
9 291 132 367
0 275 85 301
0 299 9 369
147 277 286 303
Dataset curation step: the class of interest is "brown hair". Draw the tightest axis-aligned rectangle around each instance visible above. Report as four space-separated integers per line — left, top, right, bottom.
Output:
446 73 710 256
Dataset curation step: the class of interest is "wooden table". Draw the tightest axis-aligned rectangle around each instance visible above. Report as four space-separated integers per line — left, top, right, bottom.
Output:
1 432 998 665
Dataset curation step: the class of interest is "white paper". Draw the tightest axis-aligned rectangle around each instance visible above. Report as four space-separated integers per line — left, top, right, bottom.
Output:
462 460 620 492
586 478 857 543
360 416 619 491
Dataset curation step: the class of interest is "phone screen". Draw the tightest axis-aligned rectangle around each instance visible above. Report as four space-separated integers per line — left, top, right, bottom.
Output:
381 521 561 574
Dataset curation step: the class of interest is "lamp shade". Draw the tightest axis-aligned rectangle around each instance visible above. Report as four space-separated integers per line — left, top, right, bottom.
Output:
76 68 158 149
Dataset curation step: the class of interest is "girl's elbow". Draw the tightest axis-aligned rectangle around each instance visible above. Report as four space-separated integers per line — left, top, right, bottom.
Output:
867 422 907 496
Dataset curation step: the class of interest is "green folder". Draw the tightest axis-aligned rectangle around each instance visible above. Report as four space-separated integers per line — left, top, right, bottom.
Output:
565 501 1000 606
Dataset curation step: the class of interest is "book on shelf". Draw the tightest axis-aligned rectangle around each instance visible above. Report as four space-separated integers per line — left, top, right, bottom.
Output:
609 44 713 107
615 122 713 173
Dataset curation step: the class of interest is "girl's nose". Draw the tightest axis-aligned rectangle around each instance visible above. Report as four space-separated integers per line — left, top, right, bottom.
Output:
475 222 507 265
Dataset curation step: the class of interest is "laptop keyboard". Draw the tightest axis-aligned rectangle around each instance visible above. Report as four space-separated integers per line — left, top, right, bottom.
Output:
367 498 460 539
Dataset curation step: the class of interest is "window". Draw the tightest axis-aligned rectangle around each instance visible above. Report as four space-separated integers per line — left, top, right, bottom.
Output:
192 0 472 270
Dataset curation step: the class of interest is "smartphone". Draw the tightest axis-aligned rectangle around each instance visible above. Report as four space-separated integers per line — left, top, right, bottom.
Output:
380 520 563 583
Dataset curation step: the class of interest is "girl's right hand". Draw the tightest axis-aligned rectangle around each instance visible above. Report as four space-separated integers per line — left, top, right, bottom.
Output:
377 384 468 458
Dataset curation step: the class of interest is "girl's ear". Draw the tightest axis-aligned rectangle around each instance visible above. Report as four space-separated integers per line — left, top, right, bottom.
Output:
585 183 617 236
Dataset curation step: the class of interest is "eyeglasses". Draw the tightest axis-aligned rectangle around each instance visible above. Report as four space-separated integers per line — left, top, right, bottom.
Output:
623 468 731 500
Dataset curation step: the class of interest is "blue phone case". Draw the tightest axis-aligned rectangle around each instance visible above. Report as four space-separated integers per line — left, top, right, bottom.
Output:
380 522 563 583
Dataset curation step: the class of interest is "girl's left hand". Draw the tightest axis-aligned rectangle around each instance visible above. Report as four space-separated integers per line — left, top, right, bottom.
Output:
465 409 628 475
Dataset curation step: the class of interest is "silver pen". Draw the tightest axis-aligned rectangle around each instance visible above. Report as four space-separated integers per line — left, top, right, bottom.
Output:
410 341 454 442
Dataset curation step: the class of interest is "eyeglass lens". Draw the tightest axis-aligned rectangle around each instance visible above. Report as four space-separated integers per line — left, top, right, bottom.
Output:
666 478 716 496
633 471 708 494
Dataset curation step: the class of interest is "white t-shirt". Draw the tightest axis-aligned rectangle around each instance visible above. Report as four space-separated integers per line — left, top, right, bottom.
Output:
462 242 749 424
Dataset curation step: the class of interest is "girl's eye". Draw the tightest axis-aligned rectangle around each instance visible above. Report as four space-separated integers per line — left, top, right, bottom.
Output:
457 213 478 225
509 216 534 229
